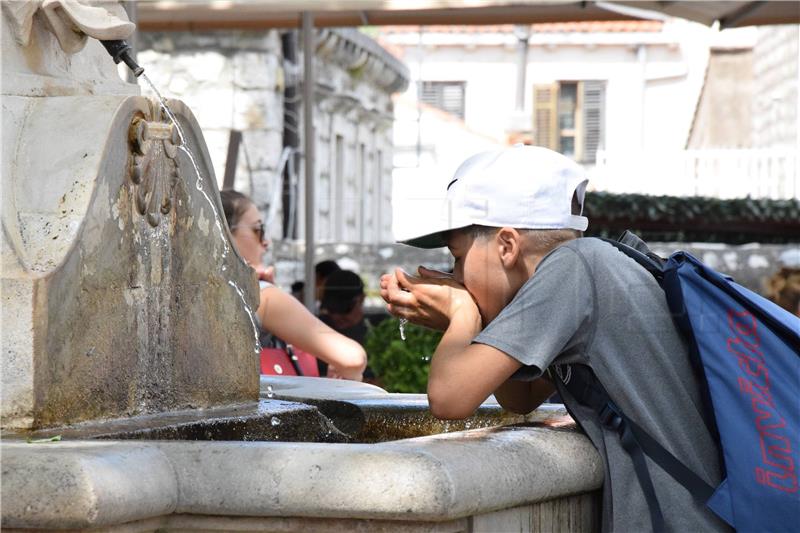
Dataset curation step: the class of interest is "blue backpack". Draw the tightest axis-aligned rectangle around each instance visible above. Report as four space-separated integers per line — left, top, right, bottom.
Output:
563 232 800 533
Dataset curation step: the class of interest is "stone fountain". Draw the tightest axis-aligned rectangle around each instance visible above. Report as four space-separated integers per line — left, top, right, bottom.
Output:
1 2 603 531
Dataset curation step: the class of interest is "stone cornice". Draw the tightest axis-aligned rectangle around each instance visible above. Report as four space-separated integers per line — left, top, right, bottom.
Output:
315 28 410 94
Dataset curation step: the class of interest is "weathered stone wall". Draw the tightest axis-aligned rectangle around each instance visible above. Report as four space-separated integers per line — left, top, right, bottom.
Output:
309 29 401 245
753 25 799 149
137 29 406 245
687 49 753 149
137 31 285 214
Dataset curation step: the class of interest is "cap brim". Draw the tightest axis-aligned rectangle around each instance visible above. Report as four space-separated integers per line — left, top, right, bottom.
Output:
399 231 448 249
398 222 472 249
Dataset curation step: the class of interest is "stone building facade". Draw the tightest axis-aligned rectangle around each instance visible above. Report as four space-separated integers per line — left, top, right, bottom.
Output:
752 25 799 149
137 28 409 250
134 26 792 301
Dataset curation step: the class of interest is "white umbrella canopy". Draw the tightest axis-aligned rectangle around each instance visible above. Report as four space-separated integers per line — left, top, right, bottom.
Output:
137 1 633 29
612 1 800 29
136 0 799 30
134 0 797 310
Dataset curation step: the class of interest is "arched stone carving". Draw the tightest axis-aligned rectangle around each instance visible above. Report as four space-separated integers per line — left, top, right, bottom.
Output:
129 103 182 227
1 6 261 429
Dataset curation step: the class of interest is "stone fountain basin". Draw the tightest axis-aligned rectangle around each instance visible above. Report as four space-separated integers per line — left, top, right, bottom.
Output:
7 399 349 444
7 377 559 444
1 378 603 531
261 376 568 443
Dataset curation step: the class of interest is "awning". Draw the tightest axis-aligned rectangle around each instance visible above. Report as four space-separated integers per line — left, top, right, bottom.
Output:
136 1 800 31
614 1 800 29
131 0 798 311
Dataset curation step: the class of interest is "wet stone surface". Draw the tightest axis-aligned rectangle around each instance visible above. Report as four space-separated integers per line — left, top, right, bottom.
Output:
4 400 349 443
2 394 573 446
281 396 571 444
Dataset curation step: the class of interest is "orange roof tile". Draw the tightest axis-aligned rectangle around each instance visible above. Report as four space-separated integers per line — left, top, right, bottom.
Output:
380 20 663 34
530 20 663 32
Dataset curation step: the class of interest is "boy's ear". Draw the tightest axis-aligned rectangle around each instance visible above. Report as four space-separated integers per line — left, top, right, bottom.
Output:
496 227 521 268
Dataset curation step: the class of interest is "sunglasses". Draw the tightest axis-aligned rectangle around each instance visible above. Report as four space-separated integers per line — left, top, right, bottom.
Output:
232 221 266 243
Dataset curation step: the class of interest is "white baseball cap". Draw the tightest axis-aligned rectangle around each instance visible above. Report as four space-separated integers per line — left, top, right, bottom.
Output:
400 145 589 249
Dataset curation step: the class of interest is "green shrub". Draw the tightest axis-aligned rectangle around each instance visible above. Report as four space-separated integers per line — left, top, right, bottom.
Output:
364 318 443 393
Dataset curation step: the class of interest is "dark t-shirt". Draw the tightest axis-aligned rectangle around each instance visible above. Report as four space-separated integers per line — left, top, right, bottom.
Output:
317 314 376 379
474 238 730 533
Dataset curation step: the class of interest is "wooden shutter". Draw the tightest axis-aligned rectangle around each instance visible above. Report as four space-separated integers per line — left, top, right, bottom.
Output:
533 83 559 151
421 81 466 120
441 83 465 119
581 80 605 164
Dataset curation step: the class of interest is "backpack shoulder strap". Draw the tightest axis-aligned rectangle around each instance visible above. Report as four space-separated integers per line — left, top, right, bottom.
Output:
562 364 717 532
598 232 666 280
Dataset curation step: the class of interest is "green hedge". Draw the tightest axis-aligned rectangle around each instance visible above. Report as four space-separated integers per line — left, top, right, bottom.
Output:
584 192 800 244
364 318 442 393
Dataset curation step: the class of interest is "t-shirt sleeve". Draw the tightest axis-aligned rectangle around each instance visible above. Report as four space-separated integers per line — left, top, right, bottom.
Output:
473 245 594 380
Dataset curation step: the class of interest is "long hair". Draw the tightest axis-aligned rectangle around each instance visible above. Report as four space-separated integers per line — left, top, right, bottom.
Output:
220 189 253 229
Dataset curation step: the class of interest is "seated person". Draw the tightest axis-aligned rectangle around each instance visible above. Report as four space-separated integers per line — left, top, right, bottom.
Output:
290 280 305 302
315 259 341 303
319 270 368 341
220 190 366 380
318 269 377 380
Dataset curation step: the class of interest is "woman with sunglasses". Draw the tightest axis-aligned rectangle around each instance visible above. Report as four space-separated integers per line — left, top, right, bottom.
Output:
220 190 367 381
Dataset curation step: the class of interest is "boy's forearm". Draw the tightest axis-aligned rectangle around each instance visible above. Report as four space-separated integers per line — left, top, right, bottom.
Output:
430 309 482 367
427 310 482 418
427 308 521 419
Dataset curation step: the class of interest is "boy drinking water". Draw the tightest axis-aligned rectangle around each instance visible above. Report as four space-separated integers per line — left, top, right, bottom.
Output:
380 146 729 533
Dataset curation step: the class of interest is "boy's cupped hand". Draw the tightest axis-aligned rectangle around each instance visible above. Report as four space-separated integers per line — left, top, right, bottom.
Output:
380 266 477 331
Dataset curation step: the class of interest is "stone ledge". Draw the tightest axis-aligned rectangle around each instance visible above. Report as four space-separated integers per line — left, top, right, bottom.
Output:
1 424 601 529
0 442 177 529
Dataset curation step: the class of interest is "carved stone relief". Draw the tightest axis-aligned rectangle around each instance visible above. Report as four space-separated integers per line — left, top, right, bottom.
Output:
128 102 182 227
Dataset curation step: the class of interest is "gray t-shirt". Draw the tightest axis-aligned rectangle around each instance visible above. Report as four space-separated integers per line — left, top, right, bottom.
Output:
474 238 730 533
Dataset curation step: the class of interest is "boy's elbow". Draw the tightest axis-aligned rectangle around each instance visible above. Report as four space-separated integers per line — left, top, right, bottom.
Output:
429 403 472 420
427 383 474 420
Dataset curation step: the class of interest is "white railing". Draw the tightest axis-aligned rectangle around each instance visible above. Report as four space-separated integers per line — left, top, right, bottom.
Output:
591 149 799 199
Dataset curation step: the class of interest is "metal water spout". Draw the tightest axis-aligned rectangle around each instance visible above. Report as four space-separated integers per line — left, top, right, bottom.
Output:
100 39 144 77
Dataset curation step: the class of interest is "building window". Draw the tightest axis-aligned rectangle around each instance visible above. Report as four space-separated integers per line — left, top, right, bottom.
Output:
420 81 466 120
534 81 605 164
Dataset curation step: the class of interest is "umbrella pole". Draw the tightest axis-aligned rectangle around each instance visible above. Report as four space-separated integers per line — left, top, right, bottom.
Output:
302 11 316 313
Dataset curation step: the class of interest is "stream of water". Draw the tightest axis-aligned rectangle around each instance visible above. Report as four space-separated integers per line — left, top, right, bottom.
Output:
141 74 261 355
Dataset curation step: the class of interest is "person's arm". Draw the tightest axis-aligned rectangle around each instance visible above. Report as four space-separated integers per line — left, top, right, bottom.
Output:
380 268 531 419
426 306 525 419
258 287 366 381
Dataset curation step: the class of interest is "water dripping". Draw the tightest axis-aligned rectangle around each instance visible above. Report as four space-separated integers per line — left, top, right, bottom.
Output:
266 385 275 399
142 74 186 144
228 280 262 354
270 416 281 427
141 74 260 354
399 318 408 341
